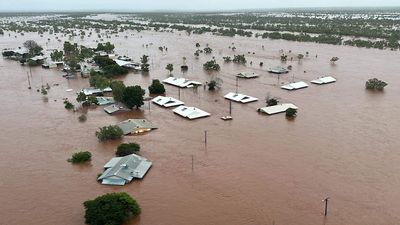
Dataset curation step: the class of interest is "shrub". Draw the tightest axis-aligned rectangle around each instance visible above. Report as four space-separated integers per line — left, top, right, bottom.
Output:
232 54 247 64
78 114 87 122
148 79 165 95
68 151 91 163
64 100 74 110
365 78 387 90
84 192 141 225
116 143 140 157
286 108 297 118
96 125 124 141
267 98 279 106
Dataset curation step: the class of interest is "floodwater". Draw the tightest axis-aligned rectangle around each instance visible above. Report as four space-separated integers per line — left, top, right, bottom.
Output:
1 29 400 225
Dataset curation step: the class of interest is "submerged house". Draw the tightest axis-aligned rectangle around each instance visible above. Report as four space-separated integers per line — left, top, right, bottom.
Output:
268 66 289 74
224 92 258 103
96 97 115 106
98 154 152 186
311 76 337 85
104 103 131 114
281 81 309 90
114 59 141 70
151 96 184 108
258 103 299 115
116 119 157 135
173 106 210 120
163 77 202 88
80 87 112 96
236 72 259 79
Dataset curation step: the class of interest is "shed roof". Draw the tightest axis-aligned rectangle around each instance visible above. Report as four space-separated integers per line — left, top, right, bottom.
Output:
116 119 157 135
237 72 259 79
311 76 337 85
173 105 210 120
258 103 299 115
224 92 258 103
152 96 184 108
281 81 309 90
163 77 202 88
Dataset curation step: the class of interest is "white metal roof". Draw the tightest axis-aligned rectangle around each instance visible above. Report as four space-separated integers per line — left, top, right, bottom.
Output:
163 77 202 88
99 153 152 186
173 105 210 120
237 72 259 79
224 92 258 103
311 76 337 85
281 81 309 90
104 103 130 114
116 119 157 135
96 97 115 106
258 103 299 115
152 96 184 108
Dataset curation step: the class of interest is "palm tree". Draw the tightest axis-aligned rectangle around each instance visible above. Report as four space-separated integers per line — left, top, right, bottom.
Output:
166 63 173 74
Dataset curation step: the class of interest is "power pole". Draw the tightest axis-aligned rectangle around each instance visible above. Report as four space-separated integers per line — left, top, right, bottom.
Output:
27 72 31 89
323 197 330 216
235 77 239 93
229 101 232 116
204 130 207 145
191 155 194 172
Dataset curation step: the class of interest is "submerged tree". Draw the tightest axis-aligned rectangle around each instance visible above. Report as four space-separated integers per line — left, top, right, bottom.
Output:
203 60 220 71
165 63 173 74
286 108 297 119
365 78 387 90
330 57 339 64
84 192 141 225
95 125 124 141
207 77 223 91
140 55 150 72
148 79 165 95
68 151 91 164
116 143 140 157
122 85 145 109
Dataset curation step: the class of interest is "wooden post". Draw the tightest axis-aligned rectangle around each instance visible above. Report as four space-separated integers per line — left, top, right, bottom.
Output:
204 130 207 145
229 101 232 116
323 197 330 216
235 77 238 93
148 100 151 111
27 72 31 89
178 88 181 100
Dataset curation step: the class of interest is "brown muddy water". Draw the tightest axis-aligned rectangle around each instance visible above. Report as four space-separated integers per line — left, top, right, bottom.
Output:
0 30 400 225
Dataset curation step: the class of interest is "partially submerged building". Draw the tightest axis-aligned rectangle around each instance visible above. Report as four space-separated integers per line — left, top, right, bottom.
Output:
311 76 337 85
96 97 115 106
98 154 152 186
224 92 258 103
163 77 202 88
104 103 131 114
268 66 289 74
80 87 112 96
114 59 141 70
173 106 210 120
151 96 184 108
258 103 299 115
281 81 309 90
236 72 259 79
116 119 157 135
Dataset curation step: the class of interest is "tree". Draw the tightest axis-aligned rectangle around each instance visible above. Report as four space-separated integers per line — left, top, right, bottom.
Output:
111 81 126 102
204 47 213 54
140 55 150 72
96 125 124 141
148 79 165 95
330 57 339 64
50 50 63 62
195 43 200 48
122 86 145 109
203 60 220 71
64 100 74 110
84 192 141 225
24 40 42 56
266 97 279 106
223 56 232 62
68 151 91 164
89 75 110 89
286 108 297 118
76 92 87 103
166 63 173 74
116 143 140 157
232 54 247 64
297 54 304 61
207 77 223 91
365 78 387 90
96 42 115 53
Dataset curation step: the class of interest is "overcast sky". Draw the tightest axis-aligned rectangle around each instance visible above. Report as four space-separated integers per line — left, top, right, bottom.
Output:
1 0 399 12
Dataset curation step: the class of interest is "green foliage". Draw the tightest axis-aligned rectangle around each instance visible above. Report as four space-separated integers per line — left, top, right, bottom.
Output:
50 50 63 62
23 40 43 56
93 55 129 78
96 125 124 141
232 54 247 64
166 63 173 73
203 47 213 54
89 75 110 89
195 43 200 48
64 100 74 110
84 192 141 225
140 55 150 72
68 151 91 163
76 92 87 103
266 98 279 106
122 86 145 109
87 96 98 105
96 42 115 53
223 56 232 62
203 60 220 71
365 78 387 90
116 143 140 157
330 57 339 63
111 81 126 102
63 41 79 56
286 108 297 118
40 87 48 95
148 79 165 95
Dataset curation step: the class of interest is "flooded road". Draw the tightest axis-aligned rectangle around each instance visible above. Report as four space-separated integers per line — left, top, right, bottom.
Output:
1 30 400 225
